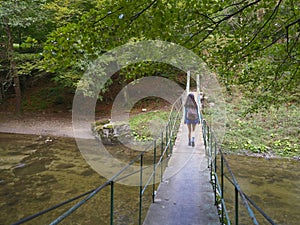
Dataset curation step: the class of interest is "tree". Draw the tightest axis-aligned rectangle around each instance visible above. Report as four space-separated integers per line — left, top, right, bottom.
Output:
42 0 299 110
0 0 49 113
45 0 97 26
190 0 300 111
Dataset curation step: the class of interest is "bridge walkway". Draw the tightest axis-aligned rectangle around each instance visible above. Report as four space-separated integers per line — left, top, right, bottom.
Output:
143 114 219 225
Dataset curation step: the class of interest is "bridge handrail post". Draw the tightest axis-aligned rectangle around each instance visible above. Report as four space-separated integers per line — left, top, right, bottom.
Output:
152 140 157 203
166 123 169 156
221 155 224 223
110 181 114 225
235 187 239 225
221 155 224 198
215 140 217 172
169 127 173 155
138 153 144 225
160 132 164 182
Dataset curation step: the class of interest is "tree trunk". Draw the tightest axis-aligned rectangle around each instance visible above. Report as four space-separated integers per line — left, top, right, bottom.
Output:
0 77 3 102
12 58 21 113
4 18 21 113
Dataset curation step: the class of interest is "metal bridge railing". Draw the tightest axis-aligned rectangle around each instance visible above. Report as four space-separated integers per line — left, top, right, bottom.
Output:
11 95 183 225
191 69 276 224
200 113 277 225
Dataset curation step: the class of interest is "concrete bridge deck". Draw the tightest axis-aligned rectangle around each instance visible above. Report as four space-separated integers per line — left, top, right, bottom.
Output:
143 119 219 225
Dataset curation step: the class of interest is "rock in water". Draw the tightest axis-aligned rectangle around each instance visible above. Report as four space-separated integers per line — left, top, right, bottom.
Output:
92 120 131 145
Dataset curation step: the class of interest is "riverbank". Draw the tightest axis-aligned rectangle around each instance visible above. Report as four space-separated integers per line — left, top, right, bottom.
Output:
1 74 298 159
0 112 78 138
0 107 169 140
1 110 299 161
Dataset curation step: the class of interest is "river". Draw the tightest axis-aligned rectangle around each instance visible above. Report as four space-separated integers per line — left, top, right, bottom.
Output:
0 133 299 225
223 155 300 225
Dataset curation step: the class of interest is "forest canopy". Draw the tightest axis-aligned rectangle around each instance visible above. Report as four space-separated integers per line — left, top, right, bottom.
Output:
1 0 299 112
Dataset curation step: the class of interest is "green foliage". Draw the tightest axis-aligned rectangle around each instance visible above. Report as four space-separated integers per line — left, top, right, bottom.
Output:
14 53 42 76
1 0 299 113
22 85 71 111
222 90 300 157
204 0 300 109
0 0 52 45
20 37 38 49
44 0 96 26
0 0 48 28
119 61 184 81
129 110 169 141
40 0 299 111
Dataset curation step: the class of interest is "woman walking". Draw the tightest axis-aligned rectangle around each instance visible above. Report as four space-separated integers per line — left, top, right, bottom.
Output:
184 93 200 146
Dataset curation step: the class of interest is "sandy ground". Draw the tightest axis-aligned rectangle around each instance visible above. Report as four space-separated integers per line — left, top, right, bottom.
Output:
0 112 77 138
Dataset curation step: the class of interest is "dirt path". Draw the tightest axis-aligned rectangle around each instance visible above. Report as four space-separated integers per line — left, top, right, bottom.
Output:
0 112 77 138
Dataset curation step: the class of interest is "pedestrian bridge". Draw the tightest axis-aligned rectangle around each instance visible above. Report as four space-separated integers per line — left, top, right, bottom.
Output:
11 75 278 225
143 101 219 225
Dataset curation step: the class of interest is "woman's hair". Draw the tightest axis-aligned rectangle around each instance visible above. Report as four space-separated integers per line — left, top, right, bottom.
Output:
185 93 197 108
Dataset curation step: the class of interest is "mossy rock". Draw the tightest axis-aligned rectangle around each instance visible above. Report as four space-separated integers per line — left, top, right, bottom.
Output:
92 120 131 145
93 119 110 127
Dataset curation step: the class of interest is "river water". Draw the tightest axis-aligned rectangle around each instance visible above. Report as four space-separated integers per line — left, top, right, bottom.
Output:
223 155 300 225
0 133 153 225
0 133 299 225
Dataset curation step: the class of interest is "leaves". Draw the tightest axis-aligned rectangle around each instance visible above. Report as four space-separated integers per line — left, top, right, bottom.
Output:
1 0 300 107
0 0 48 27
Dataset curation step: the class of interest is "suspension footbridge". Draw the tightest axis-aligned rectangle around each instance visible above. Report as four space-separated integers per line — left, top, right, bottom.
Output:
143 98 219 224
10 74 278 225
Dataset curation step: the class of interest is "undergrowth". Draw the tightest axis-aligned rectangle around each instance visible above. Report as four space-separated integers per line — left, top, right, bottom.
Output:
221 92 299 158
129 110 169 142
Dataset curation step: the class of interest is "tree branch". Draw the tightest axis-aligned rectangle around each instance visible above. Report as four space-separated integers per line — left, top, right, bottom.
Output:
212 0 262 25
286 18 300 53
211 0 249 15
93 6 124 25
130 0 158 21
239 0 283 51
286 31 300 59
196 12 216 25
190 25 218 49
186 0 262 48
245 31 285 57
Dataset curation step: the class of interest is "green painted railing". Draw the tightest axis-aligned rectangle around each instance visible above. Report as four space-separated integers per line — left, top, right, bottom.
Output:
200 112 277 225
11 95 183 225
191 68 276 224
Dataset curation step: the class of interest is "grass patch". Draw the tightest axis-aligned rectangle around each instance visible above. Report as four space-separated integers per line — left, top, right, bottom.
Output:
129 110 170 142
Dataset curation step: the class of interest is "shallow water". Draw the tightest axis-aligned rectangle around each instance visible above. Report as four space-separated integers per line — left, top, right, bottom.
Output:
0 133 299 225
222 155 300 225
0 133 152 225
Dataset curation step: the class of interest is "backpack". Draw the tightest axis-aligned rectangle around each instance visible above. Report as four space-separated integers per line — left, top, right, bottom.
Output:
187 107 198 120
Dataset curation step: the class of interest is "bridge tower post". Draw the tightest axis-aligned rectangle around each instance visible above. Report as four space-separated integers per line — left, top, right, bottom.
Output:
196 73 200 94
186 70 190 95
